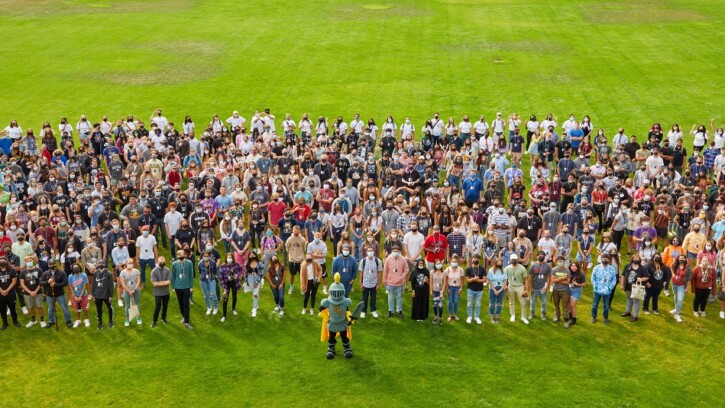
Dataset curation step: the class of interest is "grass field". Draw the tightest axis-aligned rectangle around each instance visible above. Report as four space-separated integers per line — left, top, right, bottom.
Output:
1 0 724 407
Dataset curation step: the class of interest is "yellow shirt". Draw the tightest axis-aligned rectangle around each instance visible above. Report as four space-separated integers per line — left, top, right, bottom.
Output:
682 232 706 254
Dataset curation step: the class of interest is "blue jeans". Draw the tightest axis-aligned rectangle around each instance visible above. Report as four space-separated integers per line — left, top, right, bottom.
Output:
489 286 505 316
271 284 285 308
448 285 461 315
673 284 686 315
386 285 403 313
529 288 548 316
139 258 156 284
432 290 443 317
122 290 141 321
200 279 219 309
47 295 72 324
351 233 364 261
591 292 611 319
466 289 483 318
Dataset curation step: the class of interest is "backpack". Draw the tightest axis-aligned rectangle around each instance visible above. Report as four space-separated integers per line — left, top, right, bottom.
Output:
361 257 381 272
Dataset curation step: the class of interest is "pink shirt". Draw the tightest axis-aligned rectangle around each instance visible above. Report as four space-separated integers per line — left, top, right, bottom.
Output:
383 255 409 286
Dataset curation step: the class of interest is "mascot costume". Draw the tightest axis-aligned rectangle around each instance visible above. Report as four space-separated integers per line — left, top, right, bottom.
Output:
319 273 363 359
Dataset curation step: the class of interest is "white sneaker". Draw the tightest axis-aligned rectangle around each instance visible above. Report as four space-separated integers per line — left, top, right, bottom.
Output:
521 317 530 325
510 315 516 322
180 318 185 323
232 310 238 315
301 309 307 315
117 299 123 307
474 317 482 325
720 311 725 319
309 309 314 316
694 311 700 317
40 321 47 328
221 317 226 322
466 317 472 324
701 311 706 317
323 286 328 295
73 320 81 328
279 310 284 317
212 308 218 315
206 308 212 315
674 315 683 322
25 320 36 328
360 312 366 319
273 306 279 312
84 319 90 327
252 308 257 317
288 288 293 295
21 306 28 315
371 311 379 318
669 309 676 314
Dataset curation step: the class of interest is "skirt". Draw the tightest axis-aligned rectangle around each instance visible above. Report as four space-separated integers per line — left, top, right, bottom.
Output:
527 142 539 155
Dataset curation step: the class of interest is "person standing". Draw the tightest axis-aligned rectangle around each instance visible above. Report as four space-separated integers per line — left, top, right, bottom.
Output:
591 254 618 324
528 252 551 321
430 261 446 324
382 245 409 318
150 256 171 327
691 258 717 317
465 254 486 324
135 225 158 288
550 256 571 323
423 226 448 269
331 244 358 296
0 259 21 329
91 266 114 329
40 262 73 328
68 264 91 328
487 259 507 323
245 253 264 318
266 255 286 317
504 254 530 324
219 254 243 321
300 256 322 316
19 256 45 328
566 262 586 328
443 255 464 322
198 249 219 316
358 249 382 318
409 258 430 322
119 259 141 327
643 255 671 315
620 254 650 323
285 225 307 295
171 250 194 329
669 255 691 322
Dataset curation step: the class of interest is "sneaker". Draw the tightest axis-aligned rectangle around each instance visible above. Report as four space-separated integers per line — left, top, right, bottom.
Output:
288 288 293 295
73 320 81 328
184 323 194 330
117 299 123 307
474 317 482 325
206 308 212 315
301 309 307 315
591 317 596 324
675 314 683 322
541 315 547 321
180 318 185 323
97 323 103 330
669 309 676 314
25 320 36 328
528 314 534 320
279 311 284 317
629 317 638 322
309 309 314 316
273 306 279 313
564 321 570 328
653 310 660 315
323 286 328 295
490 317 496 323
387 311 393 318
45 322 55 329
252 308 257 317
124 320 130 327
189 299 194 305
21 306 28 315
136 318 142 325
162 319 168 325
109 321 115 329
360 312 366 319
720 311 725 319
220 317 226 322
621 312 632 317
644 310 651 315
212 308 218 315
553 317 559 323
40 321 47 328
151 321 157 328
12 321 21 328
664 289 670 297
232 310 238 316
84 319 90 327
604 318 610 324
694 311 700 317
371 311 378 318
521 317 529 325
509 315 515 322
466 317 472 324
700 311 706 317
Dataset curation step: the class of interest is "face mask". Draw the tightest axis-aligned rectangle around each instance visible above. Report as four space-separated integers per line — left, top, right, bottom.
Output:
435 264 442 269
391 233 398 239
342 250 350 257
450 262 458 268
706 245 712 250
392 252 400 258
143 231 149 236
26 262 33 267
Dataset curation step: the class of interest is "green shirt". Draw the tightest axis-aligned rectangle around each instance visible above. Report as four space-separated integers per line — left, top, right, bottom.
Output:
504 264 528 287
171 259 194 289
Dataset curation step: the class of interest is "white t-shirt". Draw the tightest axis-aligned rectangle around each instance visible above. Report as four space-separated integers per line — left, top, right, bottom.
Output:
151 134 166 150
526 120 539 133
282 119 296 131
508 118 521 131
100 121 112 134
693 131 707 146
164 211 184 236
136 235 157 260
400 123 415 137
473 121 489 135
540 119 556 131
562 119 576 132
491 119 505 133
382 122 396 134
350 119 363 134
152 116 168 130
76 120 92 134
226 115 246 129
403 231 425 259
430 118 444 136
183 122 195 135
459 121 472 134
4 126 22 139
299 119 312 133
58 123 72 136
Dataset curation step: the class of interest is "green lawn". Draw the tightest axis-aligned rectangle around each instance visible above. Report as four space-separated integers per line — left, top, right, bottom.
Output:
1 0 724 407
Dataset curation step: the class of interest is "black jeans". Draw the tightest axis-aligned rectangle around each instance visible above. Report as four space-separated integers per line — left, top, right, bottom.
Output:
362 287 377 312
643 286 663 311
153 294 170 322
611 229 624 252
0 293 18 325
222 286 238 317
175 288 191 323
693 288 710 312
303 280 319 308
94 298 114 324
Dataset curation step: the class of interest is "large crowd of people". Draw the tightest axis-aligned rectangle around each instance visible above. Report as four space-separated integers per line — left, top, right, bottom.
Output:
0 109 723 331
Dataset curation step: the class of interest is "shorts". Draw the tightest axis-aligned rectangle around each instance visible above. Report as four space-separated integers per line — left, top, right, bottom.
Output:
289 262 301 276
72 295 90 311
24 293 43 309
320 263 327 278
575 253 591 263
568 287 583 301
625 229 635 236
687 251 698 260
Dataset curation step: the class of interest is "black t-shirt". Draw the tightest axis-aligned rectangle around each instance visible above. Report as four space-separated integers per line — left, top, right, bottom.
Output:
622 263 650 291
231 229 250 250
176 227 195 246
465 265 486 291
517 216 542 241
20 268 42 294
0 268 17 290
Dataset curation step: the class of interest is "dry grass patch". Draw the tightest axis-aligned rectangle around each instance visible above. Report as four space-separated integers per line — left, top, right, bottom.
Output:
581 1 706 24
0 0 193 17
